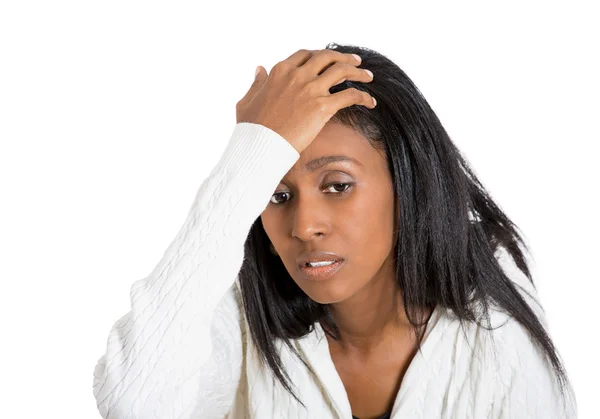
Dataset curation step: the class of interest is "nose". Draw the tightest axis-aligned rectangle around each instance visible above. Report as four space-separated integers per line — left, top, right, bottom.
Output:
291 196 332 242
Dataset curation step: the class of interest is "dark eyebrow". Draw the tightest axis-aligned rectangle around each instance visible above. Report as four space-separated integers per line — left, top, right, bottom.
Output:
304 155 362 172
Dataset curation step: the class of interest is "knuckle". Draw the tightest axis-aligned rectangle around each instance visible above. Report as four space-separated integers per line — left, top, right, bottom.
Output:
272 61 289 74
289 67 301 79
316 49 337 60
342 62 355 73
331 61 347 71
315 98 330 114
303 79 317 94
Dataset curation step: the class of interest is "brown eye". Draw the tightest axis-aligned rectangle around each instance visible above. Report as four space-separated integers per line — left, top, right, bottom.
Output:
269 192 290 205
325 183 352 193
269 182 355 206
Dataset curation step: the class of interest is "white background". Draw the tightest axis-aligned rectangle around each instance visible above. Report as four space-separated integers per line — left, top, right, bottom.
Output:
1 1 597 418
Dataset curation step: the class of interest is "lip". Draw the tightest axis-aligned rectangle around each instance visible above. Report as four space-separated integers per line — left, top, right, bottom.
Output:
298 259 345 281
296 251 344 267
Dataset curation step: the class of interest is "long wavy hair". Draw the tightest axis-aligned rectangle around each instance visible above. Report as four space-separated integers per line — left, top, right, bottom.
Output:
236 42 574 410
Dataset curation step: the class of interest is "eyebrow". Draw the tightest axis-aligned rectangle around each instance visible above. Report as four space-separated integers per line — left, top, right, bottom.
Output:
304 155 362 172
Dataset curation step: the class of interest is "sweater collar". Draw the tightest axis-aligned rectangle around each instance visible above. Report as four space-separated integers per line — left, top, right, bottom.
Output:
295 304 450 418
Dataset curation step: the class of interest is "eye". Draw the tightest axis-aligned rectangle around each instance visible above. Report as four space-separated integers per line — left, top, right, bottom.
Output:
269 182 354 206
325 182 352 194
270 191 291 205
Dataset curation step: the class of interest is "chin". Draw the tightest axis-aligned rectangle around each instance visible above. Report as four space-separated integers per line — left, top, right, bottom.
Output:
295 280 356 305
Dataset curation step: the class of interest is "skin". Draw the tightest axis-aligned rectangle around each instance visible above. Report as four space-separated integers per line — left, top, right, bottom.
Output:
260 120 432 419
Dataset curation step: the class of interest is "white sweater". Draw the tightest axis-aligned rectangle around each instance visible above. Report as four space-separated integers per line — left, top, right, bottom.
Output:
92 122 577 419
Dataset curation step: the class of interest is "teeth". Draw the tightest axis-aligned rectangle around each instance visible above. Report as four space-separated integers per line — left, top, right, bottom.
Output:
307 260 336 267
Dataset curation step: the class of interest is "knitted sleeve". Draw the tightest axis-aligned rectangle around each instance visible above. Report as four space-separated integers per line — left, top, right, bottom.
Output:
92 122 300 419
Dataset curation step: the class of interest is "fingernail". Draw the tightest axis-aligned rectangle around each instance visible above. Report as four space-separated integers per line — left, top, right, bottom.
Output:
352 54 361 63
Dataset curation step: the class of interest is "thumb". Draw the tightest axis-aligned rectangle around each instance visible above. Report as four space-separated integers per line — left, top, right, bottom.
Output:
254 65 266 80
240 66 267 104
248 65 267 92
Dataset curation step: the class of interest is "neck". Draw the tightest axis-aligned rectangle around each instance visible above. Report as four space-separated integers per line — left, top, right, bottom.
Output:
324 268 417 357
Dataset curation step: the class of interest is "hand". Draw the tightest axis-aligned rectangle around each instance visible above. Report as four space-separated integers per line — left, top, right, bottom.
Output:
236 49 376 154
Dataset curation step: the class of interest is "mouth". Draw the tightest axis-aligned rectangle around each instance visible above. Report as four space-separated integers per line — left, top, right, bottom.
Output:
298 259 345 281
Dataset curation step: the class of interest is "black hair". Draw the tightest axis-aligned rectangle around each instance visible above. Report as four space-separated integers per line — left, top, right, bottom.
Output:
236 42 575 411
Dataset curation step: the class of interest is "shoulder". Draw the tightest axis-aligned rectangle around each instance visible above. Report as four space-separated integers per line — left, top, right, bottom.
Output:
441 303 577 418
450 249 576 419
483 312 577 418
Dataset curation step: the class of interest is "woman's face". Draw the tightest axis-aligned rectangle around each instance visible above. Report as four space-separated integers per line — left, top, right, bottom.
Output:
260 121 399 304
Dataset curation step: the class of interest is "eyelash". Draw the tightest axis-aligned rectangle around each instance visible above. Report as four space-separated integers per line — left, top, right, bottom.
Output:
270 182 355 206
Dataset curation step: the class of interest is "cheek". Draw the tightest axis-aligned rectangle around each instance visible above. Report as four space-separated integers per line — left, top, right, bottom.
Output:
260 212 277 240
349 191 395 261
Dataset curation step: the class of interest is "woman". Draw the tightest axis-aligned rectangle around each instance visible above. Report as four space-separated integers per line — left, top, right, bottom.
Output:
93 43 577 418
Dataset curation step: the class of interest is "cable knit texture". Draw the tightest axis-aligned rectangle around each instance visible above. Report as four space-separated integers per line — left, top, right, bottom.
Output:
93 122 577 418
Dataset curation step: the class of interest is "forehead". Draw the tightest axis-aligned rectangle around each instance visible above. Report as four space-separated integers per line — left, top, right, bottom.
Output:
287 121 381 176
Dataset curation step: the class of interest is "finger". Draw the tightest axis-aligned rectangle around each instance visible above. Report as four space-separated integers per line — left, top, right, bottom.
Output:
315 62 373 89
302 49 361 78
241 65 267 101
327 87 376 112
282 48 317 68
